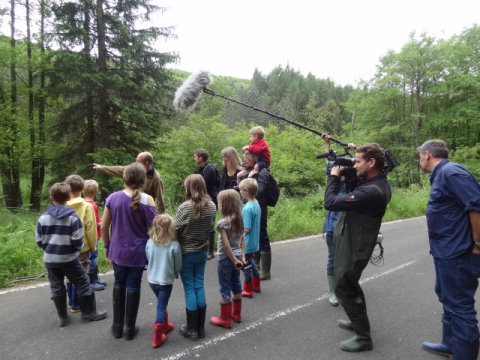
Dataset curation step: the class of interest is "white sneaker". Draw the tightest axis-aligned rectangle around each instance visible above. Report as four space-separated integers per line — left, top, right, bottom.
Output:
329 293 339 306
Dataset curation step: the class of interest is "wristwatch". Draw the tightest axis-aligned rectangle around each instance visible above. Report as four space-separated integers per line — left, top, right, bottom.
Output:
474 242 480 249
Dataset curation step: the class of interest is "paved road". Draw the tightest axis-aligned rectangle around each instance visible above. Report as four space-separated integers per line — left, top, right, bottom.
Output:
2 217 478 360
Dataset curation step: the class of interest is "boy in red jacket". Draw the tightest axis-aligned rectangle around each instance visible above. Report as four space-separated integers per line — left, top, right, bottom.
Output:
242 126 271 177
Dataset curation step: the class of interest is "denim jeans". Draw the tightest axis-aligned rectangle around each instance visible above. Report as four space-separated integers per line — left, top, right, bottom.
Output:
180 250 207 311
149 283 173 323
88 240 100 269
217 256 242 301
260 205 271 254
47 259 91 299
112 262 144 292
434 252 480 345
243 252 260 282
326 232 335 276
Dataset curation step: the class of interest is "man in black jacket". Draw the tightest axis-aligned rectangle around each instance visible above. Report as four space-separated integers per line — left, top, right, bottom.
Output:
324 143 392 352
193 149 219 259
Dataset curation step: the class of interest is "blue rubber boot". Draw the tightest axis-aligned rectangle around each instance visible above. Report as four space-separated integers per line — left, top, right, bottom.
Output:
422 315 453 358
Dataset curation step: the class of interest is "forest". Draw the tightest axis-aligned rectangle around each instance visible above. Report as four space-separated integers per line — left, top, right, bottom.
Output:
1 0 479 212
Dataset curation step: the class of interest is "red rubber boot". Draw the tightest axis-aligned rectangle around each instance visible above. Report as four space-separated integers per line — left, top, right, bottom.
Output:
164 310 174 334
231 299 242 323
210 302 232 329
241 281 254 298
252 276 261 293
152 323 166 348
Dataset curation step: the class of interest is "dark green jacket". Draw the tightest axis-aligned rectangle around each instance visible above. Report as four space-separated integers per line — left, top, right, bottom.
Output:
324 174 391 279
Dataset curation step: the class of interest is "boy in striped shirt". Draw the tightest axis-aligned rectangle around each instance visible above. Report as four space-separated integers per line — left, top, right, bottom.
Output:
35 182 106 327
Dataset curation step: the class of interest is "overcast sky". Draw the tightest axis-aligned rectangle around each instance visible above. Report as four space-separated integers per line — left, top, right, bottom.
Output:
157 0 479 86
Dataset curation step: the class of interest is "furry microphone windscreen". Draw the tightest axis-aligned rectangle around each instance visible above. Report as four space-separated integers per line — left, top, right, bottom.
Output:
173 71 212 111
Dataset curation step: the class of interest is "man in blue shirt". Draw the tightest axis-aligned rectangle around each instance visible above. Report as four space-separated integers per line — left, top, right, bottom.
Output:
419 139 480 360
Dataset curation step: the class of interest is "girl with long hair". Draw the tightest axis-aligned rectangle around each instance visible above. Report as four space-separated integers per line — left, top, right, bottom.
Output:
175 174 216 341
220 147 243 190
146 214 182 348
210 189 246 329
102 162 156 341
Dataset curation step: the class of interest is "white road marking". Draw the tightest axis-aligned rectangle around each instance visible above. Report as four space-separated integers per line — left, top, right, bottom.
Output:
162 261 416 360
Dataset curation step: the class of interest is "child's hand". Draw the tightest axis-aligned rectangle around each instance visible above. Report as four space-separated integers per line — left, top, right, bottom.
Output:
234 259 243 269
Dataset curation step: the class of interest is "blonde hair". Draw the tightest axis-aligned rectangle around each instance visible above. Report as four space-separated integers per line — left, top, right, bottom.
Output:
149 214 176 246
83 179 99 197
184 174 210 218
123 162 146 211
239 178 258 197
249 126 265 138
221 146 243 172
217 189 244 235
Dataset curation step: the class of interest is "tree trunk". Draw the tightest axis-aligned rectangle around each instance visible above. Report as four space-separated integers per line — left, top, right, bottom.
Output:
1 0 23 211
96 0 109 147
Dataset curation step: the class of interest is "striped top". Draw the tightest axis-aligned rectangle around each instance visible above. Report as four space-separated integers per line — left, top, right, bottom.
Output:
174 199 216 254
35 205 84 268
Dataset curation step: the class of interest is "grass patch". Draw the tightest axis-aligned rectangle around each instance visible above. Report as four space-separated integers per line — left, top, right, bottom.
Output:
0 184 429 288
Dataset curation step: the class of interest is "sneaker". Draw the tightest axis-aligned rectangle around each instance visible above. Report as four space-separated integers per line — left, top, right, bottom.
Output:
71 305 80 313
90 281 105 291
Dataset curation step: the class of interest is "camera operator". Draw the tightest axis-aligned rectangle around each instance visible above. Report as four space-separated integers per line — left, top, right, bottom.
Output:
324 143 392 353
321 135 357 307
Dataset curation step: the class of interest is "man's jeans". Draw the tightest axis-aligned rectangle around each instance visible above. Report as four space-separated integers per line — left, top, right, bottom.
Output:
434 252 480 345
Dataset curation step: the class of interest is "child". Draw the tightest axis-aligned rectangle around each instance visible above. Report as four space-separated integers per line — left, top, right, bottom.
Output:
238 178 262 297
242 126 271 177
210 189 246 328
35 182 107 327
65 175 98 312
83 179 106 290
146 214 182 348
175 174 216 340
102 162 157 340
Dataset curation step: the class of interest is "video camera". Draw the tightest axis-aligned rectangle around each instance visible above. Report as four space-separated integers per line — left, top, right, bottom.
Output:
317 147 399 190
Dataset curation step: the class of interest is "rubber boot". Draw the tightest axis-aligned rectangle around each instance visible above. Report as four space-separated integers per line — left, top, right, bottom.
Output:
70 284 80 313
164 310 174 334
339 314 373 352
179 309 199 340
252 276 261 293
260 253 272 280
53 295 69 327
124 291 141 340
231 299 242 323
78 292 107 323
111 286 125 339
422 315 453 357
152 323 166 348
197 306 207 339
241 281 254 298
67 282 73 307
453 338 479 360
210 302 232 329
89 267 105 291
207 233 215 260
327 275 339 306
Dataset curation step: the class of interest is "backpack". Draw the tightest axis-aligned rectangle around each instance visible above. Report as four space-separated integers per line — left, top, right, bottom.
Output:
264 171 280 207
204 163 221 190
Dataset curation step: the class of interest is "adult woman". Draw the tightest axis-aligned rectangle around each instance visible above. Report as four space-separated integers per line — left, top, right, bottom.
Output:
220 147 243 191
175 174 216 340
102 162 156 340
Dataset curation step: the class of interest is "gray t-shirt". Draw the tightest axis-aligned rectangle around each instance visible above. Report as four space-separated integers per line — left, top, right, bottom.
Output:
216 218 242 261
